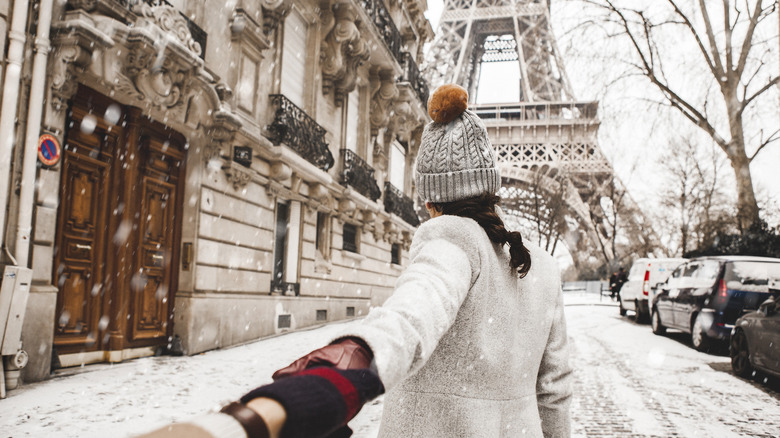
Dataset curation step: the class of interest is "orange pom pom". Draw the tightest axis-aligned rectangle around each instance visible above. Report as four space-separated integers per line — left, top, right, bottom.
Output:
428 84 468 124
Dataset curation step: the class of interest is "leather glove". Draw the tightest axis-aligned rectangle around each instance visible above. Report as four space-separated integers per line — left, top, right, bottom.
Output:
272 337 373 380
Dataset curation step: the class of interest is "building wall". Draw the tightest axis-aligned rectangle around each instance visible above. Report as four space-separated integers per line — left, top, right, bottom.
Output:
1 0 433 385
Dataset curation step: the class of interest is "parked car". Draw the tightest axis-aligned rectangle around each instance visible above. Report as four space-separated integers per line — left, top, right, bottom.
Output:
731 293 780 380
619 257 686 322
651 256 780 351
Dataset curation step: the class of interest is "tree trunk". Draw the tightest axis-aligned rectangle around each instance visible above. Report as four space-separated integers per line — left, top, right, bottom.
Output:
729 150 760 230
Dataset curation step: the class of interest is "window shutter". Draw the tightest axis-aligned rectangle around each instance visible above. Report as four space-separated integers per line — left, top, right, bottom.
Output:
390 141 406 190
345 88 360 152
281 10 307 107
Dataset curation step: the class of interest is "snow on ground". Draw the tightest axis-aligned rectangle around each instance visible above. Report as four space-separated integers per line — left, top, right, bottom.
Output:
2 292 779 437
1 321 372 438
566 296 780 437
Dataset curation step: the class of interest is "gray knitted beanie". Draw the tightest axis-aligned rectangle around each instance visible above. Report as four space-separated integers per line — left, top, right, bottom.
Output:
415 84 501 203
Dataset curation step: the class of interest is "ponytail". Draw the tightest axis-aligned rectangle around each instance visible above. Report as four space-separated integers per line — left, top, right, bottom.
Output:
432 193 532 278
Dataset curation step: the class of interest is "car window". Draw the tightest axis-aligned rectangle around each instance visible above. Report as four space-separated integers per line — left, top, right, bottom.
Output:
694 261 720 282
724 261 780 293
683 263 699 278
671 265 684 278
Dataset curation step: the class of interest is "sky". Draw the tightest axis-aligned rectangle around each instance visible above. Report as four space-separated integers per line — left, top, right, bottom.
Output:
423 0 780 262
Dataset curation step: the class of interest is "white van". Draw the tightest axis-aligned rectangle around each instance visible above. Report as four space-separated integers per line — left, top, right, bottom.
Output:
619 258 686 322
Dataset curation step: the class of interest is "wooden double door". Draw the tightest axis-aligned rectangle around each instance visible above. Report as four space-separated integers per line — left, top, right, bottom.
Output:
54 87 186 357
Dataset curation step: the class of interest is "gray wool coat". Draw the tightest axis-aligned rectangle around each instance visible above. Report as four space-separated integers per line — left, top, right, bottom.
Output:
335 215 573 437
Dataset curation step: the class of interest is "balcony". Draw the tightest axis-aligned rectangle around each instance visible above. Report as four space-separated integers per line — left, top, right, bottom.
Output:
384 182 420 226
400 52 429 107
267 95 335 172
359 0 403 65
340 149 381 202
125 0 208 60
471 102 599 126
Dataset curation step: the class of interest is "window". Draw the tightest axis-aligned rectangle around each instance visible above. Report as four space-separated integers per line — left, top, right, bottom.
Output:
281 9 307 107
316 309 328 321
391 243 401 265
272 201 289 287
237 51 259 113
315 212 331 259
345 88 360 152
389 141 406 190
278 314 291 329
346 306 355 317
272 201 302 293
343 223 358 253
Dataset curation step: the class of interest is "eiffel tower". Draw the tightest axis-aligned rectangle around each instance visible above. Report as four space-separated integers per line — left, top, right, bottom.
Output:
423 0 658 269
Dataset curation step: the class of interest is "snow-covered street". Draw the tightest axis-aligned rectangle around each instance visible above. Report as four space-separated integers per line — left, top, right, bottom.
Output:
1 293 779 437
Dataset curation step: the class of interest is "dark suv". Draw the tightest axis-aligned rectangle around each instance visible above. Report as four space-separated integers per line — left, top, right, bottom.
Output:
651 256 780 351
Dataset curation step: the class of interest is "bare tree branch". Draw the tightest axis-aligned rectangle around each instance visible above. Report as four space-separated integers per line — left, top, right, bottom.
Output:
696 0 727 77
665 0 723 79
742 75 780 111
749 128 780 161
735 0 766 77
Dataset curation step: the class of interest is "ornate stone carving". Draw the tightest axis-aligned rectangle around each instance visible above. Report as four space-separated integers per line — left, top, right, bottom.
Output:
231 8 270 51
133 3 203 57
369 69 398 135
204 109 242 163
223 160 253 190
110 3 204 114
270 161 293 182
49 11 115 113
261 0 292 35
320 2 370 105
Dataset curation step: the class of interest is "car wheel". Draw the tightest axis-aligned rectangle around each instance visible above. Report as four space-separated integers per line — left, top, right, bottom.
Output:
651 310 666 335
619 297 627 316
730 329 753 378
691 313 711 352
634 300 649 324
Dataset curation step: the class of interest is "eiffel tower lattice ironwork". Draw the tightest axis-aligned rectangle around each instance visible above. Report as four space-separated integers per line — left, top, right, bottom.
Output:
422 0 658 269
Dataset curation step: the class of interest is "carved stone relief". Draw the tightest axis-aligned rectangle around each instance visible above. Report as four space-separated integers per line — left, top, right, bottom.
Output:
261 0 292 36
320 2 370 105
369 69 399 136
223 161 253 190
49 12 115 114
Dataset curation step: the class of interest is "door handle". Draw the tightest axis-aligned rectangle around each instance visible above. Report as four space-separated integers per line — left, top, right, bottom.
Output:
151 254 164 261
75 244 92 251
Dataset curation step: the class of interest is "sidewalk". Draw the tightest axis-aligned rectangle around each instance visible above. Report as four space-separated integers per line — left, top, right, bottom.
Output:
563 290 620 307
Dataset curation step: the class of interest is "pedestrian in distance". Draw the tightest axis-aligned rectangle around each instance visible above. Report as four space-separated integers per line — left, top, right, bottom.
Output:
139 84 573 438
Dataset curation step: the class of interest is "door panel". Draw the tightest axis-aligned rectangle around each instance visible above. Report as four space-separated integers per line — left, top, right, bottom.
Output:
54 151 110 352
130 177 176 341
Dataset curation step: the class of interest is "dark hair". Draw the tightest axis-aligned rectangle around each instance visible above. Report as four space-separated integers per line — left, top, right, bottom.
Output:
432 193 532 278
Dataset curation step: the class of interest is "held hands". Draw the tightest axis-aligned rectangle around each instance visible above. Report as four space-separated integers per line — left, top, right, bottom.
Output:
272 337 374 380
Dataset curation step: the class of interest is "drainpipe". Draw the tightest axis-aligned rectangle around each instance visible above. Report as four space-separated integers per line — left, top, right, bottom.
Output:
15 0 54 267
1 0 53 397
0 0 30 255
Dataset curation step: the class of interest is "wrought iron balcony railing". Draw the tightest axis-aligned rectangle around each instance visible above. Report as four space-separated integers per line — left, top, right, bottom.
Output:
400 52 429 106
268 95 335 171
359 0 403 65
121 0 208 60
340 149 381 201
384 182 420 226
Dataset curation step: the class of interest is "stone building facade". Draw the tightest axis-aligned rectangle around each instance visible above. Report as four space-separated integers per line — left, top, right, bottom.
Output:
0 0 432 387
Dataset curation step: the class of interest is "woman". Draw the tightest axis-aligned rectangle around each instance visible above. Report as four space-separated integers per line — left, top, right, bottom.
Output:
161 84 572 438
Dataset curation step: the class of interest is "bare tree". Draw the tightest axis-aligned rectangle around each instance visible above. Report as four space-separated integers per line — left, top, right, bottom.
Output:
582 0 780 230
659 137 701 255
